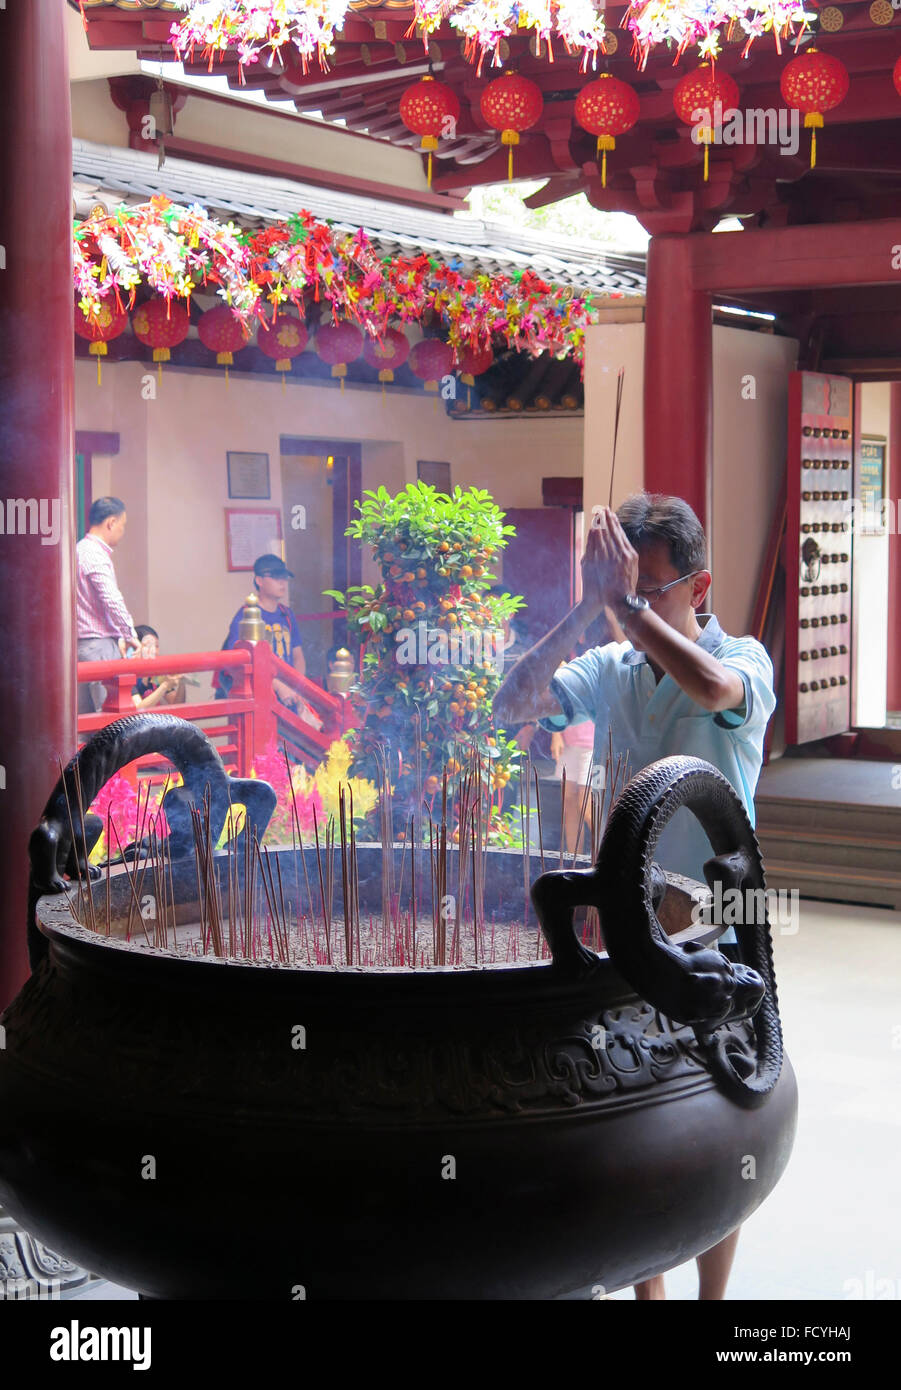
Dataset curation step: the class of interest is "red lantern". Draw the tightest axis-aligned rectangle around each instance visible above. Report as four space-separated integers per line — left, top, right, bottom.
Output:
132 298 190 381
399 76 461 188
410 338 455 394
673 63 741 183
363 328 410 400
780 47 849 169
257 312 309 385
894 54 901 98
574 74 640 190
74 296 128 387
456 342 494 409
198 304 250 380
315 321 364 391
480 73 544 182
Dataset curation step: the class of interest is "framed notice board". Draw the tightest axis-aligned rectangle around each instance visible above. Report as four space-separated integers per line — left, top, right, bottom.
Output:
859 436 886 533
225 508 283 571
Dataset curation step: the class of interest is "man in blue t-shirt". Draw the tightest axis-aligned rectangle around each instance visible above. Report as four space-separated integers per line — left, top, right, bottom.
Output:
494 492 776 1304
217 553 306 710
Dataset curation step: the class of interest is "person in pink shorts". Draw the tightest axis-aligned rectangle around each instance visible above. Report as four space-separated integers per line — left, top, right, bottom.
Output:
549 718 594 855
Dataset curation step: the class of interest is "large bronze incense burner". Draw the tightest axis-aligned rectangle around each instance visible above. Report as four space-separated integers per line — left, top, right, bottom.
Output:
0 717 796 1299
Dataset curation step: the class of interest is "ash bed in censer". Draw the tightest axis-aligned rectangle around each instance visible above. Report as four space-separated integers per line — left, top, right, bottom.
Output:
0 715 796 1299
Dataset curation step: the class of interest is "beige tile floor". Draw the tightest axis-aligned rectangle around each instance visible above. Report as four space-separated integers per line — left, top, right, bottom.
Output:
607 897 901 1301
72 896 901 1301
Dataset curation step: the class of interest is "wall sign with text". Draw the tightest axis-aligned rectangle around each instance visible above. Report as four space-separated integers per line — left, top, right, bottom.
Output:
225 508 283 571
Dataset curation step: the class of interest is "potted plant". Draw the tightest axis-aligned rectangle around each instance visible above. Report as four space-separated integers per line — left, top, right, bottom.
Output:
325 482 526 835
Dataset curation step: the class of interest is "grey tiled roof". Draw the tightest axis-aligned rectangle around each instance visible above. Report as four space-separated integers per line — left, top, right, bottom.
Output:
72 138 646 297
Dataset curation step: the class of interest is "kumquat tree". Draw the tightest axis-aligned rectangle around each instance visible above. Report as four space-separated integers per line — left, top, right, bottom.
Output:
325 482 527 840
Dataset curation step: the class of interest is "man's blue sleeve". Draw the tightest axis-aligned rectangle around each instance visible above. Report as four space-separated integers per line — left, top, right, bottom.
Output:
538 648 607 732
289 610 304 653
712 638 776 739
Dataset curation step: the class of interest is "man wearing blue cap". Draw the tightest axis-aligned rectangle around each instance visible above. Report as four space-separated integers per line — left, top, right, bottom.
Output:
217 553 306 708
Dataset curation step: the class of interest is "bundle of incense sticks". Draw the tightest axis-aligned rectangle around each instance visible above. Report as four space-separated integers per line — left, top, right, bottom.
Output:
63 739 623 969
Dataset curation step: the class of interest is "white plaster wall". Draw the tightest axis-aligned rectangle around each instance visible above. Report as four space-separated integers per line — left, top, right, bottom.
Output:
711 326 798 635
174 92 429 193
582 322 645 514
854 382 890 728
584 320 798 640
66 5 141 83
71 80 133 147
75 360 583 664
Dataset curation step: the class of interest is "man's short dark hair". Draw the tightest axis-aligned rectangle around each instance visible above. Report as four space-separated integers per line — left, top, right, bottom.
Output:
616 492 707 573
89 496 126 528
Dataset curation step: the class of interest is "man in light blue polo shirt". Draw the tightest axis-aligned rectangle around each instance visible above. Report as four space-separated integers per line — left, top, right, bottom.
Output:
493 491 776 1302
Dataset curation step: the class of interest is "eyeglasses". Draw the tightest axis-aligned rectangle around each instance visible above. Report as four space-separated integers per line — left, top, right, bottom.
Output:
635 571 702 604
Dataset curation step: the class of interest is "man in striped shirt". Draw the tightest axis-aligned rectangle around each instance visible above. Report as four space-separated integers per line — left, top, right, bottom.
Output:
76 496 139 714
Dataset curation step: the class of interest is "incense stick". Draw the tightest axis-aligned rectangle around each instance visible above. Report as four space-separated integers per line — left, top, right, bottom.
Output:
608 365 625 508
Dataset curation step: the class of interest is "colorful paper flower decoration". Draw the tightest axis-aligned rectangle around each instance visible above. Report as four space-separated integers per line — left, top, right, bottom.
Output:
624 0 812 69
171 0 349 76
168 0 815 72
74 199 596 372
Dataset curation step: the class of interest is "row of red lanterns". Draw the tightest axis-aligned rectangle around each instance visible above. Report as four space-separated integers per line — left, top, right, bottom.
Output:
401 47 869 188
74 298 494 392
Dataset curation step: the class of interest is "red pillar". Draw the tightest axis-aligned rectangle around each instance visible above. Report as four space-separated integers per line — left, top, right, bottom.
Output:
888 384 901 713
0 0 74 1004
643 235 712 533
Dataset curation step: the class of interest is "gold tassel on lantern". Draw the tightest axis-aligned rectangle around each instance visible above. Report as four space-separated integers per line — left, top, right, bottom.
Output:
89 340 108 387
332 362 347 393
804 111 823 168
695 127 712 182
501 128 519 181
152 344 171 388
597 134 615 189
217 349 234 388
378 366 394 405
421 134 438 188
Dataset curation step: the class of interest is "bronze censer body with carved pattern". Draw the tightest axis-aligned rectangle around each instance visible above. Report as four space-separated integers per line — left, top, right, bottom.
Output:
0 717 796 1299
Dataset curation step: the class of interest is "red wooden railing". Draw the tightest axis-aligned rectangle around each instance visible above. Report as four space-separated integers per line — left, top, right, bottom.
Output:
76 639 353 784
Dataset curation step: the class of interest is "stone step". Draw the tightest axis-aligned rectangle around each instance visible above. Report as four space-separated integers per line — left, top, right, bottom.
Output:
755 798 901 842
759 856 901 911
755 827 901 868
